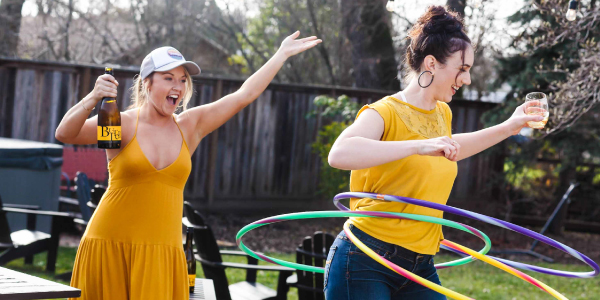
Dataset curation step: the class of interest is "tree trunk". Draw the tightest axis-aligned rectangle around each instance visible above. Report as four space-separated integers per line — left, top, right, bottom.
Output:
341 0 400 91
446 0 466 18
0 0 26 57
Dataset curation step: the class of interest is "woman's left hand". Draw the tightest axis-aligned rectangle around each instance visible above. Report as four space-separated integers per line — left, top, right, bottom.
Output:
277 31 322 58
504 101 546 135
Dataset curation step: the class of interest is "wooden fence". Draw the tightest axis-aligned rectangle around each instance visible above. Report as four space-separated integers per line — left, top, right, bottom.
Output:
0 57 500 213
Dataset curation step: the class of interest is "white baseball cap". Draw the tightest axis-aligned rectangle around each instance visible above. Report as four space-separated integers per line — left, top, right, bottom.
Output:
140 46 201 80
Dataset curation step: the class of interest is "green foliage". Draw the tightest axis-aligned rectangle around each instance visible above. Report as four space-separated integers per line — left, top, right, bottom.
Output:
230 0 353 85
308 95 360 121
227 54 250 74
309 95 360 200
312 121 351 200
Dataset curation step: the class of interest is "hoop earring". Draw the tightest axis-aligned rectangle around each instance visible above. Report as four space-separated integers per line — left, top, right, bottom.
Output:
418 71 434 88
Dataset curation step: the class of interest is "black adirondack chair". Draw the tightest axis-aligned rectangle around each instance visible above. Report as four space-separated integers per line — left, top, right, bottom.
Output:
183 202 294 300
286 232 335 300
54 172 97 281
90 184 106 207
0 193 75 272
58 172 95 225
74 172 94 223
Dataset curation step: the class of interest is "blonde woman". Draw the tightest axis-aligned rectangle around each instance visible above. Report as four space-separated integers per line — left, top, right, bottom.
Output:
55 31 321 299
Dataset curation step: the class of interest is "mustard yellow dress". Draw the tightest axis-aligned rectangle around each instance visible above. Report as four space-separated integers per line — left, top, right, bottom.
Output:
70 110 192 299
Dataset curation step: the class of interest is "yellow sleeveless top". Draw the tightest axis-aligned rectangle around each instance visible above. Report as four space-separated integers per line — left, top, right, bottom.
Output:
349 95 457 255
70 109 192 299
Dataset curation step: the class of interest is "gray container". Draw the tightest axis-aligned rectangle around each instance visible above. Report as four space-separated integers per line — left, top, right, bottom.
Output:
0 137 63 234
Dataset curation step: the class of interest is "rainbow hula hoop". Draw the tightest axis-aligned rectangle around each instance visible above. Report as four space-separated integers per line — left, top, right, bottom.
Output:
237 210 492 300
236 192 599 299
334 192 599 278
236 210 492 273
343 222 567 300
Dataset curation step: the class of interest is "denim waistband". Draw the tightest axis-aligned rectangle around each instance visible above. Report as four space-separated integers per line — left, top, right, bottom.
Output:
339 223 434 264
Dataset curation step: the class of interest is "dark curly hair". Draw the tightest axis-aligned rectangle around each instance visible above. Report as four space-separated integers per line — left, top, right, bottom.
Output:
405 5 471 75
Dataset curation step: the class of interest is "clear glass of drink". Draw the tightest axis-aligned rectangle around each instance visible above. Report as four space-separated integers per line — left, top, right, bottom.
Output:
525 92 549 129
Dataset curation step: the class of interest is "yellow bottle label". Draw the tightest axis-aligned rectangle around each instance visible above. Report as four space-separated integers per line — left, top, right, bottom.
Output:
105 100 116 103
97 126 121 141
188 274 196 287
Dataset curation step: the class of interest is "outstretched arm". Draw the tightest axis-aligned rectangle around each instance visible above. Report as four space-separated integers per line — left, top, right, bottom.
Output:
186 31 321 140
328 109 460 170
453 101 545 161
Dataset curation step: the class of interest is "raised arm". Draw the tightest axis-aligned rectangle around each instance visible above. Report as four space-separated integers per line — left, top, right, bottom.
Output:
453 100 545 161
55 74 119 145
328 109 460 171
185 31 321 139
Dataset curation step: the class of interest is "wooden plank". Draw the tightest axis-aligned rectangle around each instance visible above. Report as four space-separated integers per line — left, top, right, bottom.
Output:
120 77 134 110
0 267 81 299
189 278 217 300
206 79 222 207
37 71 53 142
77 67 91 109
47 72 63 143
0 68 16 138
12 69 35 139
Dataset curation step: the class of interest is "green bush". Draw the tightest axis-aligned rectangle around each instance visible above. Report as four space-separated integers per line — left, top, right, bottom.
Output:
309 95 359 200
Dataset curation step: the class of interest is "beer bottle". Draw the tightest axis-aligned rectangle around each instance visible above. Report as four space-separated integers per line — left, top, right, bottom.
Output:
185 227 196 293
97 67 121 149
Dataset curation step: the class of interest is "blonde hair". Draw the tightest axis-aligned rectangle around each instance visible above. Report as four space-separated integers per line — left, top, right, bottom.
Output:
128 68 194 111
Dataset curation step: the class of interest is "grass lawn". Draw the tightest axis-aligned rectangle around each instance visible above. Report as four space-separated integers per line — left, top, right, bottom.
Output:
4 247 600 299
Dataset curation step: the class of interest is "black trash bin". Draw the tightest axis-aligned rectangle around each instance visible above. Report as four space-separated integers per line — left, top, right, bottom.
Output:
0 137 63 234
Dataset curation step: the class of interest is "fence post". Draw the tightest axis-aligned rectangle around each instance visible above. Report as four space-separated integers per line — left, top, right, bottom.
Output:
206 79 223 208
0 66 16 137
77 66 92 106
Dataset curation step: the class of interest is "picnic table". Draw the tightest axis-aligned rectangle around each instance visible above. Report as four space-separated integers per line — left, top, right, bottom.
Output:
190 278 217 300
0 267 215 300
0 267 81 299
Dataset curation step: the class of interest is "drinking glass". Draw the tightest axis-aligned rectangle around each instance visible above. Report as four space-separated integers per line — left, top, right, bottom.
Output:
525 92 549 129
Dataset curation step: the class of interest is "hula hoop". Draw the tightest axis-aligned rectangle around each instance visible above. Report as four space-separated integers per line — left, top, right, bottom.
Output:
236 210 492 274
334 192 599 278
235 192 599 299
342 221 475 300
344 221 567 300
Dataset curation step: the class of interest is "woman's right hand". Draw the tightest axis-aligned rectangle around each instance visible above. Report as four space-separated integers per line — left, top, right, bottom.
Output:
90 74 119 103
417 136 460 162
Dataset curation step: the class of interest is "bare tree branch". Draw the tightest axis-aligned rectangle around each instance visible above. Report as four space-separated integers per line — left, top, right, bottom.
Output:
526 0 600 136
306 0 336 84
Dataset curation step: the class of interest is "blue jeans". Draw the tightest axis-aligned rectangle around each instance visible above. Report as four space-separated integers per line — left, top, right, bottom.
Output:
323 224 446 300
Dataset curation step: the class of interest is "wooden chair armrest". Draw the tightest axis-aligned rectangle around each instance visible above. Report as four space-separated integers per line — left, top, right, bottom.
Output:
195 255 294 272
59 196 79 206
182 219 207 229
296 248 328 259
295 284 325 293
2 203 40 210
219 250 252 257
74 218 88 226
2 207 77 218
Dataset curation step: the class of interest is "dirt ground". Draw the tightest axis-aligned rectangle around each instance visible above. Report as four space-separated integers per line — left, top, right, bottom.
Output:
60 211 600 266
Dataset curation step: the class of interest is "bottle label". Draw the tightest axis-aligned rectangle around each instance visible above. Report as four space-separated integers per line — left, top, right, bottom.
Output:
97 126 121 141
188 274 196 287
